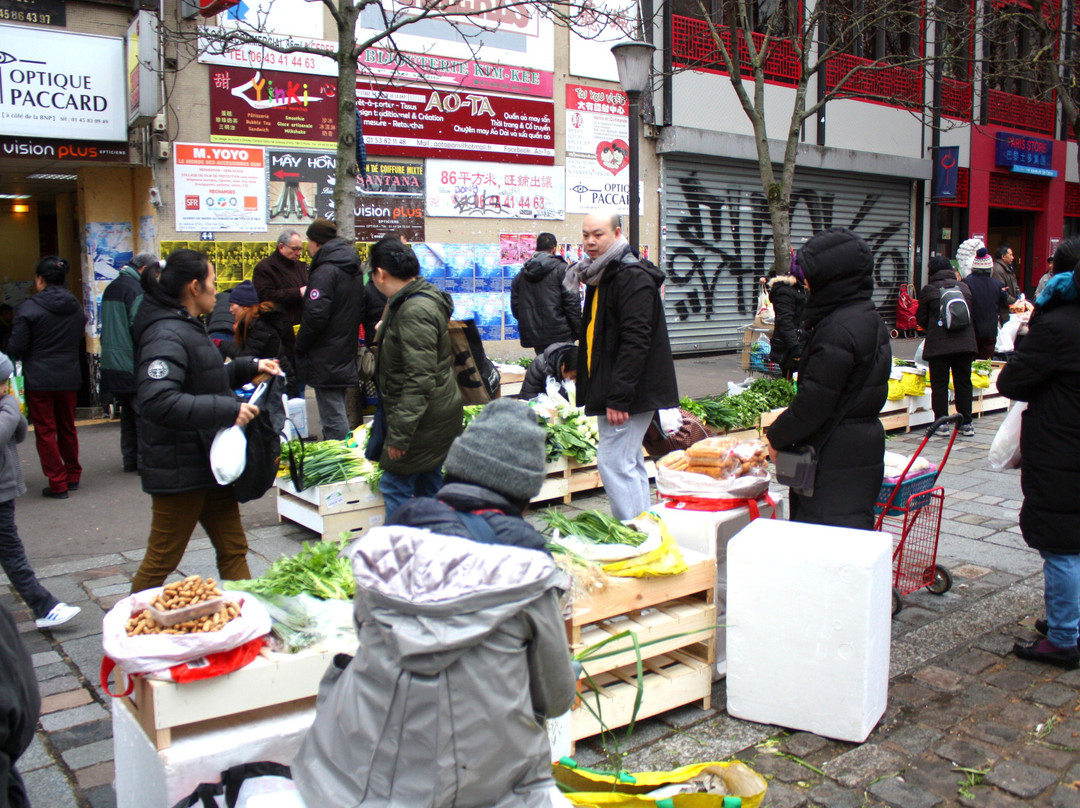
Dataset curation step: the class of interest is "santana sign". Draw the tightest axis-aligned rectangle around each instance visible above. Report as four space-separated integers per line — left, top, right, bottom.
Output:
0 25 126 142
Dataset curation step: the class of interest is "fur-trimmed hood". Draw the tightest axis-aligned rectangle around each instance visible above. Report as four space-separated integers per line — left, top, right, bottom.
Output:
768 274 802 291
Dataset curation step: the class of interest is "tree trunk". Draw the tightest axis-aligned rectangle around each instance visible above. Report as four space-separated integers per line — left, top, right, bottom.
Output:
333 0 361 244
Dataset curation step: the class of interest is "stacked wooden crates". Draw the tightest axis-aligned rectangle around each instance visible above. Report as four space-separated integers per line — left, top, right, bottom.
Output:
567 549 716 742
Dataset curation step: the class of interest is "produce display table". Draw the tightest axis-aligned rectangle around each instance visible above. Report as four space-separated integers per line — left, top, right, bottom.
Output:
533 454 657 506
499 368 526 397
759 363 1006 435
114 644 344 750
276 477 384 542
567 549 716 742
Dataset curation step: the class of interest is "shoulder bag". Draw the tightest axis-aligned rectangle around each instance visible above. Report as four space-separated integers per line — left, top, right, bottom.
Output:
773 346 877 498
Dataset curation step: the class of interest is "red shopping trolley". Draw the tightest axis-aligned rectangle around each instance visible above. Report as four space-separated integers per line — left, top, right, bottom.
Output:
874 414 961 615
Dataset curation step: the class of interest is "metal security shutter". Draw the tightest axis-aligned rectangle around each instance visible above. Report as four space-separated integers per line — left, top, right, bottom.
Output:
661 157 912 353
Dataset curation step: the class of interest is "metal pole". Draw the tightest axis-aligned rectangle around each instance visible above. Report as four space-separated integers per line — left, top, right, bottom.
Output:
628 89 641 253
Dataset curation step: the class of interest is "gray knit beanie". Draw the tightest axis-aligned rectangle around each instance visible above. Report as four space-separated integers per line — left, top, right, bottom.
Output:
0 353 13 382
443 399 547 502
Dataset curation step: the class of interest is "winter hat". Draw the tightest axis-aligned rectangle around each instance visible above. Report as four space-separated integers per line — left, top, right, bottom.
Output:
927 255 954 276
0 353 12 382
955 238 984 277
971 248 994 272
443 399 547 502
229 280 259 307
306 218 337 244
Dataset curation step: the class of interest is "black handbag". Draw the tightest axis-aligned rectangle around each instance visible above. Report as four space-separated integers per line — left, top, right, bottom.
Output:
772 343 877 498
364 400 387 462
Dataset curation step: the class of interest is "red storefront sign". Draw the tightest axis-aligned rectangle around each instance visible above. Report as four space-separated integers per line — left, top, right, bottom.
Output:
358 83 554 165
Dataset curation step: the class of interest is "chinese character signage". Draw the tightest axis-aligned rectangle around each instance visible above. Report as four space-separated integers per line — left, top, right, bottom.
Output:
267 149 426 241
426 160 565 219
564 83 634 215
209 66 337 149
994 133 1057 178
173 143 268 233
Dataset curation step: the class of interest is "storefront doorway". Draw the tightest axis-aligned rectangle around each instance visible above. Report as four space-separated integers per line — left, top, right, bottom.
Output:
986 208 1033 295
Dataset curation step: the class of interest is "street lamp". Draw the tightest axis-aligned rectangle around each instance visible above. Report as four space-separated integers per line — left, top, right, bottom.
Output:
610 39 655 253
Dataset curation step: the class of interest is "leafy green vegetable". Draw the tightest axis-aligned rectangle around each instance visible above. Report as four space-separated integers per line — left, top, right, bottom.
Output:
283 440 375 488
680 378 795 432
972 359 993 375
225 540 355 600
540 508 647 546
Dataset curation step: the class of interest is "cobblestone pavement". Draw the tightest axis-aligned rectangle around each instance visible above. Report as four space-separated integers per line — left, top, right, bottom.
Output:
7 407 1080 807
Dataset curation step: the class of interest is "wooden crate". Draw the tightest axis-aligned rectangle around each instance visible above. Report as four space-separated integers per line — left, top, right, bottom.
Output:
531 456 656 506
500 369 526 398
116 646 339 750
571 647 714 740
276 478 384 541
568 551 715 743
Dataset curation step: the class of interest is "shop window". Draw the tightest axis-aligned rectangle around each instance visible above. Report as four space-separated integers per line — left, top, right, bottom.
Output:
983 0 1059 102
822 0 924 107
671 0 801 84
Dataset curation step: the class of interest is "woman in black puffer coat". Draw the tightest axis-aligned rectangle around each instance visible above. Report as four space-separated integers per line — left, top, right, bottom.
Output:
997 237 1080 668
130 250 282 594
767 265 808 379
767 228 891 530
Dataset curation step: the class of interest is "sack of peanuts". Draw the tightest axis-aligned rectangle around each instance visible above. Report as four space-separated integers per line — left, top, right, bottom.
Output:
102 575 272 676
656 437 771 499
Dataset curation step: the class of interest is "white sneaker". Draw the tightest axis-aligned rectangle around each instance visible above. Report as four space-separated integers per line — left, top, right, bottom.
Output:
35 603 80 629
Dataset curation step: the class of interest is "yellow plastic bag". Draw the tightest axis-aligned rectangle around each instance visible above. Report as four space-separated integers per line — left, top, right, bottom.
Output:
553 759 768 808
601 513 687 578
900 370 926 397
887 377 904 401
972 371 990 389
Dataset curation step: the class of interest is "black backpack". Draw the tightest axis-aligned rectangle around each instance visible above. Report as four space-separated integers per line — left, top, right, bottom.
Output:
233 374 287 503
938 287 971 331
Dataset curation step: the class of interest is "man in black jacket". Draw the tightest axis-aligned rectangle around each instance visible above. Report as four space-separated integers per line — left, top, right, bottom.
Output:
511 233 581 354
8 257 87 499
962 248 1009 360
570 210 678 520
253 229 308 397
296 219 365 440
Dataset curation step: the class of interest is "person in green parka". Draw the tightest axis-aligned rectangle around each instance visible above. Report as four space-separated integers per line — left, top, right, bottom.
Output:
371 239 463 517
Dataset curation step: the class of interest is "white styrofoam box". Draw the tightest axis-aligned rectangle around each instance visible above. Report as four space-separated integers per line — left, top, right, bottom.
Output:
657 494 783 679
113 698 315 808
283 397 309 441
725 518 892 743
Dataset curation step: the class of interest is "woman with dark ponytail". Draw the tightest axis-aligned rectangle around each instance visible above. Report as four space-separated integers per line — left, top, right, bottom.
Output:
129 250 281 594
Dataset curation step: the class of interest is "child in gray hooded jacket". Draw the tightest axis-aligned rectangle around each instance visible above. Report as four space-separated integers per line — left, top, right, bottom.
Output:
0 353 79 629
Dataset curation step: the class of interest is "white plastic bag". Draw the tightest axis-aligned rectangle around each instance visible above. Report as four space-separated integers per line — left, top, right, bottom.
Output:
102 589 271 675
989 401 1026 471
996 316 1023 354
657 408 683 436
655 464 770 500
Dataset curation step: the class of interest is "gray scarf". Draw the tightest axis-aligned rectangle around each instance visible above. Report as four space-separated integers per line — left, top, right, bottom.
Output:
564 237 629 292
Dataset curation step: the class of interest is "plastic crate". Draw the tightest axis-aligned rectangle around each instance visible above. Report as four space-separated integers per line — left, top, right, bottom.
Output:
875 467 937 517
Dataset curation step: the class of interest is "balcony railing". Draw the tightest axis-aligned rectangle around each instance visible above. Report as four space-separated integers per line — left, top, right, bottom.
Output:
986 89 1055 136
824 52 922 108
940 76 973 120
672 14 800 85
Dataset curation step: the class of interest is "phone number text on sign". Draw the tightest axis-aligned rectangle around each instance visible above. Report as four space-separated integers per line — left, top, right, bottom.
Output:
427 160 564 219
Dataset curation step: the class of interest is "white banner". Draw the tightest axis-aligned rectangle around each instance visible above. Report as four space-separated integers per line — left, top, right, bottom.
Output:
568 0 640 81
173 143 268 233
427 159 564 220
0 25 126 141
